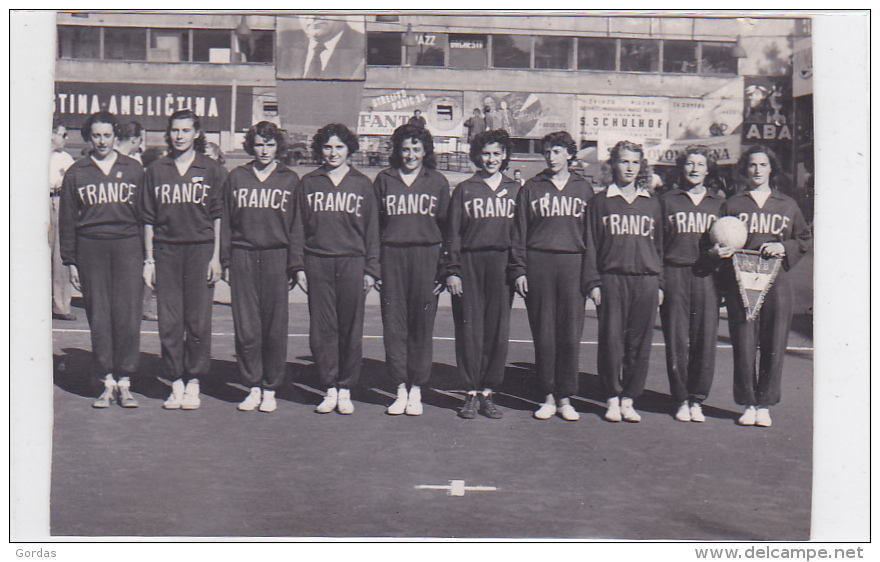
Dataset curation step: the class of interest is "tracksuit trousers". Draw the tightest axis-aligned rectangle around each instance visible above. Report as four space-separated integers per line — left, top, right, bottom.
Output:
451 249 514 392
76 235 143 379
524 251 586 400
660 265 719 403
380 244 441 388
724 269 794 407
597 273 660 400
51 196 73 316
154 242 214 382
230 247 289 391
305 254 367 389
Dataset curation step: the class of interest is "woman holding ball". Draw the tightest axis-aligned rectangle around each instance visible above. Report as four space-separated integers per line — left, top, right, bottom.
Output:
719 145 811 427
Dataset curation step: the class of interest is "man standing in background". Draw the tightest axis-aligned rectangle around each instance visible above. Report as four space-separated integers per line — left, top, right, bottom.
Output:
50 118 76 320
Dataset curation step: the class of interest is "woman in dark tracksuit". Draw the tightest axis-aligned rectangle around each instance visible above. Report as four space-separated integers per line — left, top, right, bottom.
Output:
444 129 520 420
584 140 664 423
142 109 227 410
59 111 144 408
718 145 811 427
374 124 450 416
660 146 724 423
509 131 593 422
221 122 299 413
290 123 380 415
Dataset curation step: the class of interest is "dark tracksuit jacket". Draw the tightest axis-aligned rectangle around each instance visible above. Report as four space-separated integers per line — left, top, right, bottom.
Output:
221 162 299 391
583 184 664 401
719 189 811 406
509 170 594 400
290 165 380 389
59 153 144 379
443 173 520 392
142 152 227 382
373 166 450 387
660 188 725 403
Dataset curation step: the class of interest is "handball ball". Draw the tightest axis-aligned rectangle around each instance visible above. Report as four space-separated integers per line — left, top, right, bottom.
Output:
709 216 748 249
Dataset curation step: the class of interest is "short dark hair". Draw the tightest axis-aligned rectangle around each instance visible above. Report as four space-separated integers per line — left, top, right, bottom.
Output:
608 140 652 189
737 144 781 188
244 121 288 159
80 111 121 142
52 116 65 132
469 129 513 171
311 123 359 163
389 123 437 170
676 145 716 187
118 121 143 142
165 109 207 154
540 131 578 159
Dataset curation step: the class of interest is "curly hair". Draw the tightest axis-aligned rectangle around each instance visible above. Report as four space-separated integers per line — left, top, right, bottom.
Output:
676 145 716 187
310 123 359 163
540 131 578 160
737 144 781 189
469 129 513 171
609 140 652 189
244 121 288 159
164 109 207 154
389 123 437 170
80 111 121 143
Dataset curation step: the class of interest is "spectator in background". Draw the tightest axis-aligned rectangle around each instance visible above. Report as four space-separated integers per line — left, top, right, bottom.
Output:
408 109 427 129
513 169 524 186
464 108 486 143
206 142 226 165
50 117 77 321
117 121 144 164
117 121 158 322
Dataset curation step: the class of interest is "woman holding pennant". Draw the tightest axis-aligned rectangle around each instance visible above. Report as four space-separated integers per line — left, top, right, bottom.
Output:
718 145 811 428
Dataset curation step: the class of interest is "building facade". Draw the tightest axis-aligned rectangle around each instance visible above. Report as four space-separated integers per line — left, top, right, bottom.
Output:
54 11 812 188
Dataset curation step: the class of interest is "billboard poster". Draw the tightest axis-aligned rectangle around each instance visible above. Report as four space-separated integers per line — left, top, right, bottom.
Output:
359 89 465 137
53 82 252 132
276 14 366 81
577 94 669 143
742 76 794 146
465 92 573 138
667 79 744 140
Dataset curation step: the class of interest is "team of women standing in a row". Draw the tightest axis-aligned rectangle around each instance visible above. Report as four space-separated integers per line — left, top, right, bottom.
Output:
59 109 811 426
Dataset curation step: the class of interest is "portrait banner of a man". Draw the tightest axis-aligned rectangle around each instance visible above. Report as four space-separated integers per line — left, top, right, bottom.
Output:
276 14 366 80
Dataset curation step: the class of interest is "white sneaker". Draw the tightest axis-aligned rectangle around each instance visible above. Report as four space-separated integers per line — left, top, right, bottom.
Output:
180 381 201 410
738 405 757 426
605 397 621 422
675 400 691 422
755 407 772 427
337 388 354 415
405 386 423 416
689 401 706 423
92 378 117 409
163 379 185 410
386 386 408 415
557 403 580 421
238 387 262 411
533 401 557 420
117 378 139 408
259 389 277 413
316 387 338 414
620 397 641 423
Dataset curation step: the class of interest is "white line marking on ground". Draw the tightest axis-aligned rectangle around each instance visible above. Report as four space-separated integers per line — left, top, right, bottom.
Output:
415 480 498 497
52 328 814 352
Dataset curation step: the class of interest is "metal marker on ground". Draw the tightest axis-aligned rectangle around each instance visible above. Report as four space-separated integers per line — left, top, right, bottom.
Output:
415 480 498 497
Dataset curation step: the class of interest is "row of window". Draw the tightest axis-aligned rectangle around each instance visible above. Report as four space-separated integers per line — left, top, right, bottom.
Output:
57 25 275 63
57 25 738 76
372 32 738 75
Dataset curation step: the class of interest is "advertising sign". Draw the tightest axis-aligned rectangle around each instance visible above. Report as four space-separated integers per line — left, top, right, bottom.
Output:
276 14 366 81
53 82 252 132
742 76 794 166
465 92 573 138
359 89 465 137
578 95 669 142
667 79 744 140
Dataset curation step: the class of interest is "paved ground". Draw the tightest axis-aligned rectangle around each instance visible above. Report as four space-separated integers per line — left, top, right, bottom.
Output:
49 254 813 539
